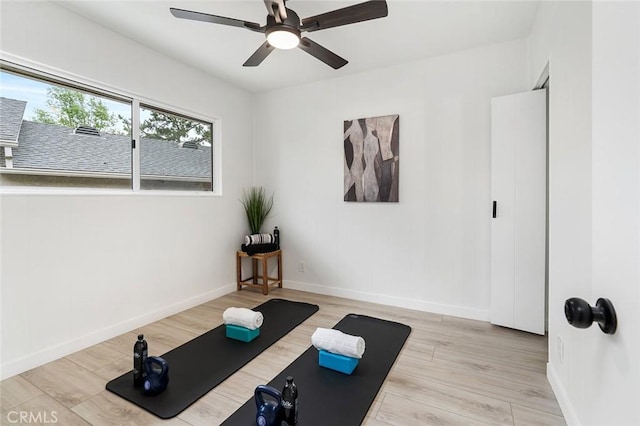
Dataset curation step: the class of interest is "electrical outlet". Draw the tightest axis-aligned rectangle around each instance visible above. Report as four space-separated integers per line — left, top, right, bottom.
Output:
298 261 305 272
557 335 564 364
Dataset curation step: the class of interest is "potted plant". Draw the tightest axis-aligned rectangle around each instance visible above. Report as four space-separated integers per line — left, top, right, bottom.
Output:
240 186 274 234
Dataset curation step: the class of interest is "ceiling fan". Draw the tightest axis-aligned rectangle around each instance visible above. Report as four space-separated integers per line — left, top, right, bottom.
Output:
169 0 388 69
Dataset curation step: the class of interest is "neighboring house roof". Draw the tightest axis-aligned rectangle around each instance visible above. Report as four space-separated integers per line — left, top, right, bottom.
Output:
5 120 132 175
0 97 27 146
141 134 211 179
0 97 211 180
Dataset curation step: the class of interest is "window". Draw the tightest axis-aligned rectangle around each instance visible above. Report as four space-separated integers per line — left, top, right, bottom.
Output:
0 63 216 192
139 106 212 191
0 68 132 189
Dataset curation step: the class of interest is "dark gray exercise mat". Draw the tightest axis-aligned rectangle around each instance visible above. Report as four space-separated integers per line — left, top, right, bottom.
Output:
221 314 411 426
105 298 319 419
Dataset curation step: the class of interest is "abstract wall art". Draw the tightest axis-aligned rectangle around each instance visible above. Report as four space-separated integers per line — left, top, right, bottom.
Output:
343 114 399 202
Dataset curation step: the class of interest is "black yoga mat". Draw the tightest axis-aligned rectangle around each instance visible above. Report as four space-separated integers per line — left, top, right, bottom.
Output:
222 314 411 426
106 298 319 419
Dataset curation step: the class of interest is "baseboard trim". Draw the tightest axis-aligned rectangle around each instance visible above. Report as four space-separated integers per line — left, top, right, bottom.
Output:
0 283 237 380
547 362 579 425
284 280 489 321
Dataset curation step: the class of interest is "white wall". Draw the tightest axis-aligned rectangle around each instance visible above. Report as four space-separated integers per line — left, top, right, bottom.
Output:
529 1 640 424
0 1 253 379
253 39 529 319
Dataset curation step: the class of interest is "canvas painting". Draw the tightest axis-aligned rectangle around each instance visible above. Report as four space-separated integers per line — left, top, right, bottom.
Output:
344 114 399 202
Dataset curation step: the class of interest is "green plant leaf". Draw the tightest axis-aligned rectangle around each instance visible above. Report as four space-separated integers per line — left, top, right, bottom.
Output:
240 186 274 234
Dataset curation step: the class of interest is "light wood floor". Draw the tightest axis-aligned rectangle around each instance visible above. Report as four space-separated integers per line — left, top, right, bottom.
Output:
1 288 565 425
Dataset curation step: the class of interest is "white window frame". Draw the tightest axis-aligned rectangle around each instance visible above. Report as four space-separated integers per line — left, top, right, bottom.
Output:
0 55 222 195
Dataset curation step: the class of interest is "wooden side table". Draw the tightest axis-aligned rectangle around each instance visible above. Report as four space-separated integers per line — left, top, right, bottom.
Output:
236 249 282 295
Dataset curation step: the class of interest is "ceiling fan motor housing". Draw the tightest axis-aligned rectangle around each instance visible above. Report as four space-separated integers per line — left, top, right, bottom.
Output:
266 8 301 41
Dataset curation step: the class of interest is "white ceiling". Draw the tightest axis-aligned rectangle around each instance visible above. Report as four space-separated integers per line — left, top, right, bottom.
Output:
57 0 541 93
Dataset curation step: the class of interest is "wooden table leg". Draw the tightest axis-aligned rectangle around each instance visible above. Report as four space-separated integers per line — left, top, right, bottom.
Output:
277 251 283 288
252 258 258 285
262 256 269 295
236 252 242 290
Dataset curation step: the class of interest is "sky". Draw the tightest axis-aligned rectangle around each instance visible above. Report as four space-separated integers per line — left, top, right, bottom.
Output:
1 70 52 120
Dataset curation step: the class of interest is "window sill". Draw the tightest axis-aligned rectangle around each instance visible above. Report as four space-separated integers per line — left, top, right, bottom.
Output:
0 187 222 197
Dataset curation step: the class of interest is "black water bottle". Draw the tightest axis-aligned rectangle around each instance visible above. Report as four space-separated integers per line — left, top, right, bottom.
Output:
133 334 148 387
274 226 280 249
282 376 298 425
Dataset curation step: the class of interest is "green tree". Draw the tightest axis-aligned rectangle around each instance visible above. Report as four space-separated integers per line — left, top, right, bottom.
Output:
33 87 117 132
140 110 211 145
118 114 131 135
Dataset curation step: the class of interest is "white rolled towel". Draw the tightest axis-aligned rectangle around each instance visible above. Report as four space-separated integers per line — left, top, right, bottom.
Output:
243 234 274 246
311 328 366 359
223 307 264 330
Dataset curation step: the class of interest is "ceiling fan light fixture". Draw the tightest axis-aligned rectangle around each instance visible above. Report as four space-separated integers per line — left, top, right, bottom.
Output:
266 27 300 49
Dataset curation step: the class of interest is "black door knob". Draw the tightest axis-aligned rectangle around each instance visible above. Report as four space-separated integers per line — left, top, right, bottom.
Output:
564 297 617 334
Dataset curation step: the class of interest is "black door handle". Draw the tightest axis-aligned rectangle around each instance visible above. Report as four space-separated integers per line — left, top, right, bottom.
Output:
492 201 497 218
564 297 617 334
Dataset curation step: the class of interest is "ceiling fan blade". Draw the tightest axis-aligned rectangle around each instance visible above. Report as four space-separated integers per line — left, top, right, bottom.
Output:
298 37 348 69
243 41 276 67
170 7 263 32
301 0 388 32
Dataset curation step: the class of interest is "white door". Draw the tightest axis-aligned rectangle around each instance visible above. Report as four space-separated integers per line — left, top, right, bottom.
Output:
491 89 546 335
584 3 640 422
